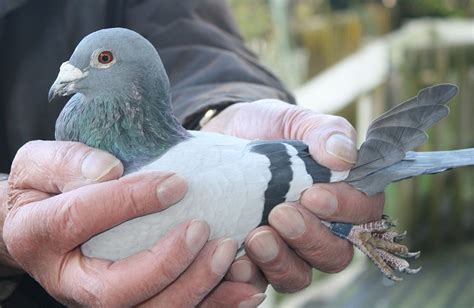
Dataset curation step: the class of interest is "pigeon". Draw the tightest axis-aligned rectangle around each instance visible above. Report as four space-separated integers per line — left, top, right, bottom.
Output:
49 28 474 281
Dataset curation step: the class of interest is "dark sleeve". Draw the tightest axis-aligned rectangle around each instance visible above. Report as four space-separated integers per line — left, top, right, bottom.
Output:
123 0 295 128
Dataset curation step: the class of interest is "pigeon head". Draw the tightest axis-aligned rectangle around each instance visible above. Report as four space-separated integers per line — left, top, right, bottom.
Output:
51 28 190 171
49 28 170 103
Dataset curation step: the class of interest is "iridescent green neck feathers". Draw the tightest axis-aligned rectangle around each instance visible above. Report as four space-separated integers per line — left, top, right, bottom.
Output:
55 89 190 171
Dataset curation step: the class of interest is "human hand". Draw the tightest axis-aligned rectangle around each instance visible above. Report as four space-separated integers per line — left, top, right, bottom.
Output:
0 178 21 276
203 99 384 292
3 141 263 306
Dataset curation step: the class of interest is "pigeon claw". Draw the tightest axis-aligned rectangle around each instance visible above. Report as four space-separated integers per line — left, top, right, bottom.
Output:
394 231 408 243
346 215 420 282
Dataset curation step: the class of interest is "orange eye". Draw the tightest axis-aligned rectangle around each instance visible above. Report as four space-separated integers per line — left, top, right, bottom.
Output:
98 51 114 64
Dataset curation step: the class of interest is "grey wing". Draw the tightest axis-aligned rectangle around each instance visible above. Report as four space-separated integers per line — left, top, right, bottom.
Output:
346 84 459 193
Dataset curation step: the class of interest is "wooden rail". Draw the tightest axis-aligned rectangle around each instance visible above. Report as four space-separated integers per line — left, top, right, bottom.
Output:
295 18 474 249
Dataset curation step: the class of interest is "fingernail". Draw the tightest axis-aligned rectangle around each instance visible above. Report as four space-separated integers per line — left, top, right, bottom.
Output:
212 238 238 275
156 174 188 205
238 293 267 308
269 205 306 239
81 150 121 181
229 260 253 282
248 231 278 263
186 220 210 254
304 187 338 216
325 134 357 164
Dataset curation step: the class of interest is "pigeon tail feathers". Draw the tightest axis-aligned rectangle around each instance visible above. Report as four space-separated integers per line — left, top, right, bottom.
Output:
346 84 459 183
348 148 474 196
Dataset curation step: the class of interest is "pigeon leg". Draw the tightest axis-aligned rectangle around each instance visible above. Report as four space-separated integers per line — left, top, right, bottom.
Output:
346 215 420 281
374 230 408 243
370 234 421 258
376 249 421 274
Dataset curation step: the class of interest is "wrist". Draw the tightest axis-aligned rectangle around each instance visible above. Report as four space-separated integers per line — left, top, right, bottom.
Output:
188 102 243 131
200 103 245 133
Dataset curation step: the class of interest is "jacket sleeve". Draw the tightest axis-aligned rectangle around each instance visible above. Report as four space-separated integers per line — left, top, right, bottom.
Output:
123 0 295 128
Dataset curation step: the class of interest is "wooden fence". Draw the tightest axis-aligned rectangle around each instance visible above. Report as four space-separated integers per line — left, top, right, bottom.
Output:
390 21 474 250
296 19 474 250
271 18 474 308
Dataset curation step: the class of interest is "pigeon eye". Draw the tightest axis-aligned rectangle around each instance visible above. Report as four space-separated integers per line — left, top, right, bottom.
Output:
98 51 114 64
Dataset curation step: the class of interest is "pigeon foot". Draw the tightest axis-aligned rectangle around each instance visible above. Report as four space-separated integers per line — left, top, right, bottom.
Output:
346 215 421 281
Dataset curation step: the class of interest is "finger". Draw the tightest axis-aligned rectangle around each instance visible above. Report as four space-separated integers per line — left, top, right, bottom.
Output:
300 182 385 224
48 171 186 250
141 238 237 307
200 282 266 308
226 256 268 292
269 203 354 273
244 226 312 293
9 140 123 194
4 172 187 255
283 108 357 170
59 220 210 307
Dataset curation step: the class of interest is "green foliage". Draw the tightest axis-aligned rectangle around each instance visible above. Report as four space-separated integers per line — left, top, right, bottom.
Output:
398 0 473 18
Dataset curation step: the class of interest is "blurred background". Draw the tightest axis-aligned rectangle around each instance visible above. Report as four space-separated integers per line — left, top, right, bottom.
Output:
228 0 474 307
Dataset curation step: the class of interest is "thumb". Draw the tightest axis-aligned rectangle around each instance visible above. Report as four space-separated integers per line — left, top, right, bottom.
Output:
202 100 358 171
9 140 123 194
278 102 358 170
305 127 358 171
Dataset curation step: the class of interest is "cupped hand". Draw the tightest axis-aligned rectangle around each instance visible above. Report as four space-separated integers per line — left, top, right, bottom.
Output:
2 141 264 306
203 99 384 292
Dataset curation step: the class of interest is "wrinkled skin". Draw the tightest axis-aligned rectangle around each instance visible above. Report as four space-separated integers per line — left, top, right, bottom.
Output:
2 142 263 307
1 101 383 305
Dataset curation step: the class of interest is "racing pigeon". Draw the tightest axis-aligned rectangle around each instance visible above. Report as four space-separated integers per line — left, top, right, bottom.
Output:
49 28 474 281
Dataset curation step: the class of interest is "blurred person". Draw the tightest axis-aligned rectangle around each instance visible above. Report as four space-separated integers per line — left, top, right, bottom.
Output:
0 0 383 306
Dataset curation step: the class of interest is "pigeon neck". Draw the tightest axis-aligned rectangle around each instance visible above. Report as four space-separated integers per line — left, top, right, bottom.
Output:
55 91 191 171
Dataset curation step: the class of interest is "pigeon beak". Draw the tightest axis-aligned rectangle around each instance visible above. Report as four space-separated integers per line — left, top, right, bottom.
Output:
48 62 88 102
